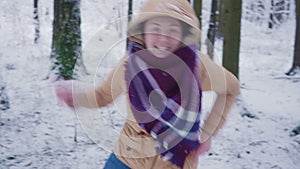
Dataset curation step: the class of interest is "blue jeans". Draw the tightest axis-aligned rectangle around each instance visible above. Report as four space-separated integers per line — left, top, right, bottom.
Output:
103 153 131 169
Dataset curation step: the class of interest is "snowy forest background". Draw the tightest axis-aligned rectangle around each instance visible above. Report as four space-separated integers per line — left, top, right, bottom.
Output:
0 0 300 169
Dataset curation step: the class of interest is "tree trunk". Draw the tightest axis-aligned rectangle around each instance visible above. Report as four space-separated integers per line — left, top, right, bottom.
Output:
33 0 40 43
0 75 9 111
126 0 133 49
193 0 202 49
294 0 300 66
286 0 300 75
50 0 86 80
222 0 242 79
217 0 225 38
206 0 219 59
269 0 275 28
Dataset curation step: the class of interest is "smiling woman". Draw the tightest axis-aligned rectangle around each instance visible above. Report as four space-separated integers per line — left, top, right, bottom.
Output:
55 0 240 168
143 16 183 58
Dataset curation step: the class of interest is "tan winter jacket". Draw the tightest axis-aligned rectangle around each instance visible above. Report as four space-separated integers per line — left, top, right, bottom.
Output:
75 0 240 168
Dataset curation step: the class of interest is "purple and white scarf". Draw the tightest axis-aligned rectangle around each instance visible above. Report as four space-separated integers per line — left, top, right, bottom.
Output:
125 41 202 168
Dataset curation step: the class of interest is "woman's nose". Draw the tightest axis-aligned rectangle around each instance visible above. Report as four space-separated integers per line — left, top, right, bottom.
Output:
157 34 170 43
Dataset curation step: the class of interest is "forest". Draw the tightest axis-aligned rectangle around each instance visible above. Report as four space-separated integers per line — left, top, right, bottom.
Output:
0 0 299 168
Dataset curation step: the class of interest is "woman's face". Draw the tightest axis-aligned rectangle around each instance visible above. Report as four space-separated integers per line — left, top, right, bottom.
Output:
144 16 183 58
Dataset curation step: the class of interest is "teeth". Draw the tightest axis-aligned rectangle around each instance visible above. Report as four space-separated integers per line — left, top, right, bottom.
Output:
157 47 169 51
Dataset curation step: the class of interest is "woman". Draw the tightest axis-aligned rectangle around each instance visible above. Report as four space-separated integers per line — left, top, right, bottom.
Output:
55 0 240 168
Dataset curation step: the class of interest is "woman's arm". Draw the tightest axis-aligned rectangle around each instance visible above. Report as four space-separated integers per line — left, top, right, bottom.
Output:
198 52 240 142
183 53 239 169
56 58 125 109
73 61 125 108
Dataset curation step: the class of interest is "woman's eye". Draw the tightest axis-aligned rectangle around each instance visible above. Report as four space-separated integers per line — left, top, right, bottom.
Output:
169 28 179 35
152 27 160 33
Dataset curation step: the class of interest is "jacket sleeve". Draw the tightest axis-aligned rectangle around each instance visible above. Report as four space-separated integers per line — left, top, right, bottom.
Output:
73 58 125 108
197 52 240 142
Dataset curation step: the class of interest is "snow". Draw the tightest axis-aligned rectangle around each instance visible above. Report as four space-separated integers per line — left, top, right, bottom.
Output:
0 0 299 169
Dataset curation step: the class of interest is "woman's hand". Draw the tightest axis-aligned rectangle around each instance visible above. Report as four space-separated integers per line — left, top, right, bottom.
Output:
184 138 212 169
55 80 74 107
196 137 211 156
191 137 212 164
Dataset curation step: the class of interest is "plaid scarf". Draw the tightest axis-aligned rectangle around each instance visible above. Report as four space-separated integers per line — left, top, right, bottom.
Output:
125 41 202 168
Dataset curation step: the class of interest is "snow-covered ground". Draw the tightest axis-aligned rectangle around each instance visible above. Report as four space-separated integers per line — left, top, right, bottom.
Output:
0 0 299 169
